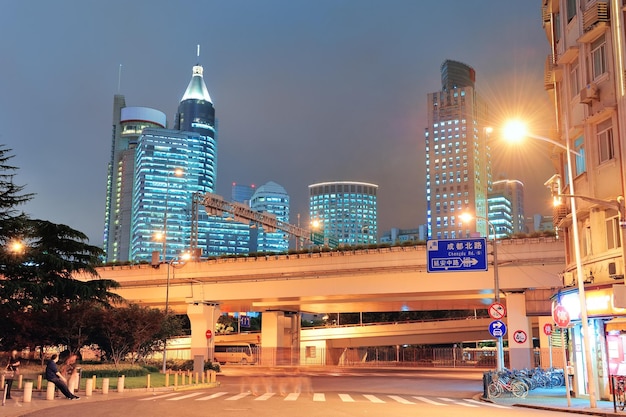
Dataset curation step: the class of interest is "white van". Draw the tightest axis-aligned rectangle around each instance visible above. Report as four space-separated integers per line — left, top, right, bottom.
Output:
214 343 256 364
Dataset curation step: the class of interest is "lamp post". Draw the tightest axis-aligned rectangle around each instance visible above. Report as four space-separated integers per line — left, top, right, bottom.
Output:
460 212 504 371
503 120 598 408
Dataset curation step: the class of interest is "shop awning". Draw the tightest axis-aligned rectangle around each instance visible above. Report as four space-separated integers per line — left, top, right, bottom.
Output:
606 317 626 332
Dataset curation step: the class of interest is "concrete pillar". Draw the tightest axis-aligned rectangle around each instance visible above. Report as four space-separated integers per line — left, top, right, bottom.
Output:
23 381 33 403
187 302 220 372
506 292 533 369
46 381 55 400
85 378 93 396
291 312 301 365
261 311 284 366
117 376 125 393
102 378 109 395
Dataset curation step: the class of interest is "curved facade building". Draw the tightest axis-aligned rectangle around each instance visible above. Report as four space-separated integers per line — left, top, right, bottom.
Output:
250 181 290 253
103 97 167 262
308 181 378 246
440 59 476 91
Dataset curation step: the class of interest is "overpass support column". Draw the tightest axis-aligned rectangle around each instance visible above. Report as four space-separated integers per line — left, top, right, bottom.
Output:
506 292 533 369
261 311 301 366
187 303 220 368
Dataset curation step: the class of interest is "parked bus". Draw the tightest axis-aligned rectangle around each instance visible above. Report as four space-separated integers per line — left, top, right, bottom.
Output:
214 343 257 364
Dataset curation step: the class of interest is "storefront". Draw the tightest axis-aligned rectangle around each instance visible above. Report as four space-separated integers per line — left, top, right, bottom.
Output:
556 285 626 400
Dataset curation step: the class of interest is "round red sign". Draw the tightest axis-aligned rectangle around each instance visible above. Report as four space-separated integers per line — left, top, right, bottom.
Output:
553 305 570 328
205 329 212 339
543 323 553 336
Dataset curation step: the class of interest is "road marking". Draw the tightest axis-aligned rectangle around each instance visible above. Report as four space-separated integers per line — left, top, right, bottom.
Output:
313 393 325 402
226 392 250 401
464 399 510 408
388 395 414 404
363 394 385 403
254 392 275 401
167 392 203 401
339 394 355 402
139 392 180 401
413 396 447 406
284 393 299 401
196 392 228 400
438 397 477 407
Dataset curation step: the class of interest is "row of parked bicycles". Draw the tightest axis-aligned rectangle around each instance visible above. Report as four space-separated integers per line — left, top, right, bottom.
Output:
486 367 566 399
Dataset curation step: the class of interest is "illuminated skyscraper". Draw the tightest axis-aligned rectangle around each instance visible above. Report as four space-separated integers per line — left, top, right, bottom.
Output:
105 57 217 263
250 181 290 253
308 181 378 245
488 179 526 238
103 97 166 262
425 60 490 239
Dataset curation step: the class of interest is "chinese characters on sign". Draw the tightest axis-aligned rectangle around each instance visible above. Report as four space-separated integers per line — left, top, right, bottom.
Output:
427 238 488 272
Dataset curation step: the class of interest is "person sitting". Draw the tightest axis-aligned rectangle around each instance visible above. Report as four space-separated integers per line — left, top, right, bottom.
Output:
45 354 79 400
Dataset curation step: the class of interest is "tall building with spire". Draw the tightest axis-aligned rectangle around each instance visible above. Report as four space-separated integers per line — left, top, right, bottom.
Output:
104 52 218 263
425 60 490 239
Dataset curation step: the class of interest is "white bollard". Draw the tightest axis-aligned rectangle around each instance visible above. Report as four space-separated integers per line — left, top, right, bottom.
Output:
117 376 124 393
46 381 56 400
23 381 33 403
85 378 93 396
102 378 109 395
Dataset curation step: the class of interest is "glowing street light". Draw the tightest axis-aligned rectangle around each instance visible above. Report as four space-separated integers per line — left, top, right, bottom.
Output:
459 212 504 371
502 119 597 407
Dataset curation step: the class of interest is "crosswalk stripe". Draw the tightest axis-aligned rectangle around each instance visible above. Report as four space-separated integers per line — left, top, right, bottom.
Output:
254 392 275 401
139 393 180 401
413 396 447 406
167 392 203 401
313 393 325 402
388 395 414 404
464 399 510 408
438 397 477 407
363 394 385 403
196 392 228 401
226 392 250 401
284 393 300 401
339 394 355 402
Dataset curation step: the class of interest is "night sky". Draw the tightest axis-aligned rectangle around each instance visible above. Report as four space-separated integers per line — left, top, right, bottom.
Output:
1 1 555 245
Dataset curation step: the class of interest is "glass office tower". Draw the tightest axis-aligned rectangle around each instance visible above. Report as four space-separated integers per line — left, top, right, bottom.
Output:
425 60 490 239
308 181 378 246
250 181 290 253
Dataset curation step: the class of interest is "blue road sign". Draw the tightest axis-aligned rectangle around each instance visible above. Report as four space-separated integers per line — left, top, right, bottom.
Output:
426 238 488 273
240 315 251 328
489 320 507 338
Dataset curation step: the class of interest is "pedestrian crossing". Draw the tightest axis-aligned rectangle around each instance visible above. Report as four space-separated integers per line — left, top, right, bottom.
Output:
139 391 510 408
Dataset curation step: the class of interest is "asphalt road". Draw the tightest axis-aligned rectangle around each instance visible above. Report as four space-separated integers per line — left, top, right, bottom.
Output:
10 368 576 417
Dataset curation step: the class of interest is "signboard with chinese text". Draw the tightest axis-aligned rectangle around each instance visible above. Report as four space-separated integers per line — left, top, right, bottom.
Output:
426 238 488 273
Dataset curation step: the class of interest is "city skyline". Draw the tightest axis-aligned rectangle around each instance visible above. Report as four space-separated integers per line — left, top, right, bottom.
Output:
1 1 555 245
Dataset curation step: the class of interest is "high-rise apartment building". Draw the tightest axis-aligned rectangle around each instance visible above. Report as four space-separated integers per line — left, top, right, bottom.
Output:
488 179 526 238
425 60 490 239
103 58 217 263
103 97 166 262
308 181 378 246
250 181 290 253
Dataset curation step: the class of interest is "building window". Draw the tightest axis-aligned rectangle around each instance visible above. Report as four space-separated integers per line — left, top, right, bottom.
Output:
570 63 580 99
590 35 607 80
574 136 586 175
606 214 622 250
597 119 614 163
566 0 576 22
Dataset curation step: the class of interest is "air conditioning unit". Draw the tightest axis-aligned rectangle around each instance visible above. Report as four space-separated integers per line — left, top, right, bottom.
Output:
580 83 598 104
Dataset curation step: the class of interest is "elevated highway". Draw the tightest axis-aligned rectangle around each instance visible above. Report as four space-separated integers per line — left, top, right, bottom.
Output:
96 237 565 315
91 237 565 367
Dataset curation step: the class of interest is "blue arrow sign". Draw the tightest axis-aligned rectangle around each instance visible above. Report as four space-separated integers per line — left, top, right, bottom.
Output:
489 320 507 338
426 238 488 273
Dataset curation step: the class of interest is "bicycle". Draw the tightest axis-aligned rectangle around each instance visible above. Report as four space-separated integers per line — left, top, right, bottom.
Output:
487 371 529 399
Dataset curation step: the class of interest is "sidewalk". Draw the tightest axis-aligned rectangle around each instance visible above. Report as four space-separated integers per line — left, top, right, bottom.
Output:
485 386 625 416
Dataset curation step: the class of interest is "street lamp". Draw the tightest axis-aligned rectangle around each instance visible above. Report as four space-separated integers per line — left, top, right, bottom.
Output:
159 250 191 373
459 212 504 371
502 119 598 407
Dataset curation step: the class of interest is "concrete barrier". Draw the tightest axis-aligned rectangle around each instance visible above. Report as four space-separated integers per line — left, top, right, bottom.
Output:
117 376 124 393
102 378 109 395
46 381 55 400
23 381 33 403
85 378 93 396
